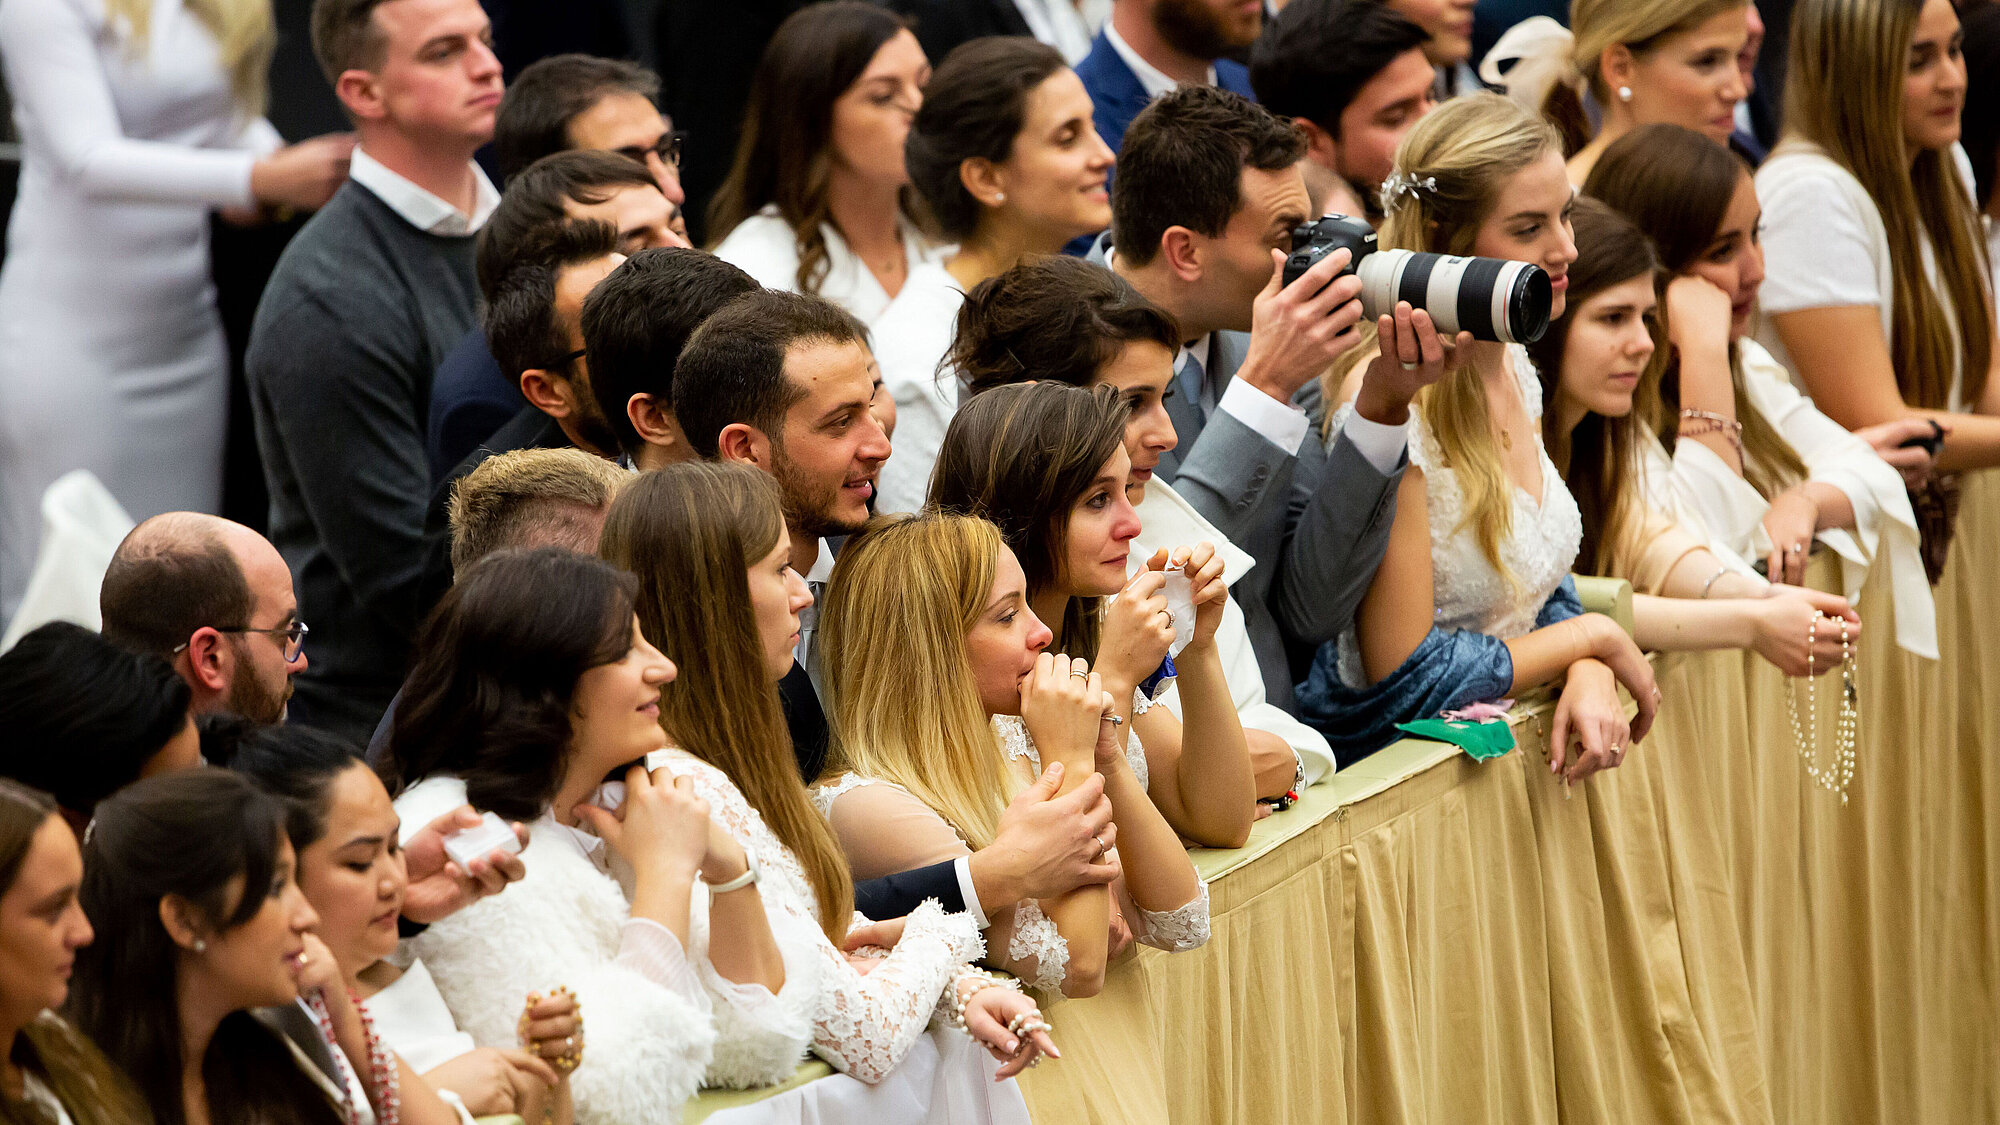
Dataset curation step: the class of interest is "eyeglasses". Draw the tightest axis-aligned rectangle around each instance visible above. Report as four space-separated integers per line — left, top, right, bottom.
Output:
551 347 588 370
173 620 309 663
613 130 687 171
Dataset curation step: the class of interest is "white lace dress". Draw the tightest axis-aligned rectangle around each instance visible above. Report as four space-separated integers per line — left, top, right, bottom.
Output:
813 717 1211 995
641 749 991 1085
1333 347 1584 688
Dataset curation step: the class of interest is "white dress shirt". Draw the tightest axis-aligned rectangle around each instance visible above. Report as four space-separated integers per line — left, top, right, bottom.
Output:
1103 18 1214 93
349 147 500 236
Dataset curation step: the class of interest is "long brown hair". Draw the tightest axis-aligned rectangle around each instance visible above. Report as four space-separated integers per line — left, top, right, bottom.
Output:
1584 123 1809 499
599 463 855 942
706 2 917 294
926 382 1130 657
1530 198 1663 575
1782 0 1993 409
0 782 150 1125
821 514 1017 848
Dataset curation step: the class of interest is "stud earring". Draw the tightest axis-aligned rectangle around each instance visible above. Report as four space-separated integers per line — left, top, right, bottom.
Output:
192 940 207 953
993 192 1006 205
1617 85 1633 102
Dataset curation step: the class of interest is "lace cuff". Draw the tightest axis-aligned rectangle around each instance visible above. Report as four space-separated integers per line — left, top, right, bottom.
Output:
1133 879 1212 953
1005 899 1072 994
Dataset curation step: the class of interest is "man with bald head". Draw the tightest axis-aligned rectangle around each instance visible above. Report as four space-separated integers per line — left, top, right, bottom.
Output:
99 513 306 724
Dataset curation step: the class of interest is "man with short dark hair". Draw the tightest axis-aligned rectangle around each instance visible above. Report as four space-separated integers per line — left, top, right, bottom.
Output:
494 53 687 211
1250 0 1437 221
674 290 1120 927
428 150 683 478
100 513 306 725
1105 85 1442 710
582 248 762 471
248 0 504 743
1076 0 1260 156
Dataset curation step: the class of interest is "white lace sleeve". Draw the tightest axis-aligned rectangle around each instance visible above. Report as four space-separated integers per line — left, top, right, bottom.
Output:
1003 899 1072 994
1131 878 1212 953
653 752 985 1085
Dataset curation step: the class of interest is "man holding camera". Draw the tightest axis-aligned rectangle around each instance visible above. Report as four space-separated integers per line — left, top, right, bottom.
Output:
1103 85 1453 713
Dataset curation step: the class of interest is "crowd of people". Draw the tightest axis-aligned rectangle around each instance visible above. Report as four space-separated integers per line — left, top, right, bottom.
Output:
0 0 1992 1119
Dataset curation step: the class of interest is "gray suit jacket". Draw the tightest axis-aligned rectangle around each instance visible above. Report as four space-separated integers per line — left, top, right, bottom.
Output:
1159 338 1405 711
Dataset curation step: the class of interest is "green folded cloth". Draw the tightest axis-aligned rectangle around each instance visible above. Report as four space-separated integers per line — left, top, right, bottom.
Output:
1395 717 1515 760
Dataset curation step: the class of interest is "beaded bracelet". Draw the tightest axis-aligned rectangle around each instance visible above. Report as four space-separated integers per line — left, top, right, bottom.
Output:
943 969 1024 1030
1679 408 1745 457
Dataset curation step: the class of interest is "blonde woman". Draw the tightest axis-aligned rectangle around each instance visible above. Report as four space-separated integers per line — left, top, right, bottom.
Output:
1756 0 1998 575
1477 0 1750 183
1297 93 1661 777
0 0 353 618
816 510 1209 998
602 463 1057 1098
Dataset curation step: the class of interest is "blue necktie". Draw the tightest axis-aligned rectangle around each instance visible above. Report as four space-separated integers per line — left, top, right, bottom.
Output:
1178 346 1211 422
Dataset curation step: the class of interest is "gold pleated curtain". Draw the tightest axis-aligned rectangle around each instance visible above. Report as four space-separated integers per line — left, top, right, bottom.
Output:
1016 470 2000 1125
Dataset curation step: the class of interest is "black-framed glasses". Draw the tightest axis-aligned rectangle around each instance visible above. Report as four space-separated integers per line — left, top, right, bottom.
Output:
551 347 588 370
614 130 687 171
173 620 309 663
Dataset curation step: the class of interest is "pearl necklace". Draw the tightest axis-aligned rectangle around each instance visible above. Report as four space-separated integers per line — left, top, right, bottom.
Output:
1786 614 1859 805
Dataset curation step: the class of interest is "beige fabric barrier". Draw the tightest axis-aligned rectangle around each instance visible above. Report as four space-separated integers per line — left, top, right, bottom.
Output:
1014 470 1999 1124
689 473 1996 1123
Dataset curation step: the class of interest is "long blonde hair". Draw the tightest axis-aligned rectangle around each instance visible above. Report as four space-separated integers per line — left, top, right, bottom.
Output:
599 463 855 942
105 0 273 118
1539 0 1747 154
1782 0 1993 410
820 514 1016 849
1321 94 1563 586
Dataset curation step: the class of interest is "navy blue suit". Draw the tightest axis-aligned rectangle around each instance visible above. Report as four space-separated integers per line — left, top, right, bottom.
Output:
1068 32 1255 253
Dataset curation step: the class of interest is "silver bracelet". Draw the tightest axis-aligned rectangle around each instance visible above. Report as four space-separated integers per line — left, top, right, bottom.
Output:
1698 565 1730 599
703 850 759 894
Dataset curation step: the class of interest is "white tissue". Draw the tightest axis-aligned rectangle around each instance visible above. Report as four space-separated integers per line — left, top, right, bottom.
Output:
1163 566 1196 658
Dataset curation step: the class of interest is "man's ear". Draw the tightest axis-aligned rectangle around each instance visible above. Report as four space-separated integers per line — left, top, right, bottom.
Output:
627 393 686 450
519 369 573 420
1296 116 1340 173
715 422 770 468
333 69 387 123
1159 225 1205 284
179 629 233 695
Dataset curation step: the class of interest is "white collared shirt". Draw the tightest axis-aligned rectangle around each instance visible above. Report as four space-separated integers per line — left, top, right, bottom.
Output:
1103 19 1214 96
349 147 500 236
1175 331 1407 471
1011 0 1098 62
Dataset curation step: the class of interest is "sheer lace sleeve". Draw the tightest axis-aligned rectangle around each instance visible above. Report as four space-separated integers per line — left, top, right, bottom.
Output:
1129 878 1212 953
987 898 1070 994
814 773 972 882
649 752 984 1085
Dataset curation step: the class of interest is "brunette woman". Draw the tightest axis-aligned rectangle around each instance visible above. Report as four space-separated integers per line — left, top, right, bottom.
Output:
709 2 942 325
70 770 458 1125
0 779 149 1125
872 36 1115 511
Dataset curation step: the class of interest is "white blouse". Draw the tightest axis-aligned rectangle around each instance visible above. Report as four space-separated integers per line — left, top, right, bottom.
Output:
1635 339 1937 658
712 205 951 326
868 262 966 515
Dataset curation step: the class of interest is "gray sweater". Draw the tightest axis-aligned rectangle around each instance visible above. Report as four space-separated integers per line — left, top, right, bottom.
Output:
247 182 479 743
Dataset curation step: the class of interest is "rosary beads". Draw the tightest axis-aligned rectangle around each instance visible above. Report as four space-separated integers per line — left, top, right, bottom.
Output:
1787 613 1858 805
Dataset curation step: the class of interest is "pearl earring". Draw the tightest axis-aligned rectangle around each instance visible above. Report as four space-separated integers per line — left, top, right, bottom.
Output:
993 192 1006 205
192 939 207 953
1617 85 1633 102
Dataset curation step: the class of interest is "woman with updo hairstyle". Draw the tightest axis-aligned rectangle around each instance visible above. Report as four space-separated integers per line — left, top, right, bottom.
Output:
949 254 1336 797
1528 198 1863 677
869 36 1115 513
1756 0 1998 579
0 779 148 1125
1585 124 1938 656
1478 0 1750 182
709 2 943 324
71 770 462 1125
1299 93 1660 775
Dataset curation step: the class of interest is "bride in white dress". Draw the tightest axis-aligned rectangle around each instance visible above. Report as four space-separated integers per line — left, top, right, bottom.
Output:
0 0 350 617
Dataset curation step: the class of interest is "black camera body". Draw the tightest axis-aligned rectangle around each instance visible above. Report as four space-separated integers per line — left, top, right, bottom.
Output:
1282 214 1554 345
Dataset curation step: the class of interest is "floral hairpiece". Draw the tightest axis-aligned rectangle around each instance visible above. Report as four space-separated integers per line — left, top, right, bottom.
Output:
1377 172 1439 214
